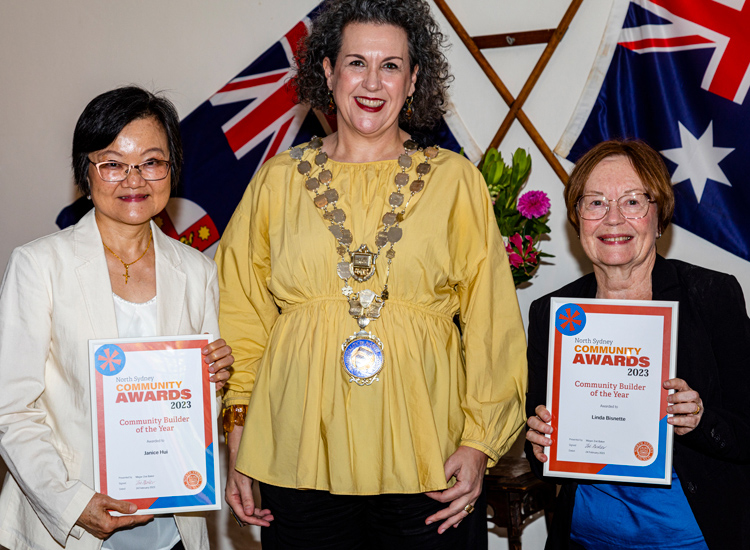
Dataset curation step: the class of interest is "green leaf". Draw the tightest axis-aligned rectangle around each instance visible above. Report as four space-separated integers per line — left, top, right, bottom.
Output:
515 149 531 174
490 161 503 186
523 218 543 234
512 150 532 190
481 148 501 181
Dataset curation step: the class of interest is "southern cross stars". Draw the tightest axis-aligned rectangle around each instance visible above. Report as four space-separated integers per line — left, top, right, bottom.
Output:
660 121 734 203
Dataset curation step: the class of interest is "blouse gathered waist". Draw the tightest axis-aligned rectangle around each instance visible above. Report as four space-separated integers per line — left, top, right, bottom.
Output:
279 294 455 321
217 146 528 495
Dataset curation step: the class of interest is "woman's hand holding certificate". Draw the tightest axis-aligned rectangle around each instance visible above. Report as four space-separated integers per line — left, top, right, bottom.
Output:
541 297 678 485
89 334 222 515
664 378 704 435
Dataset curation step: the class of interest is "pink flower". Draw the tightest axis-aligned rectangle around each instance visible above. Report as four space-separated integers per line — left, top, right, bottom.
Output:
508 252 523 268
508 233 524 251
506 233 539 269
517 190 551 219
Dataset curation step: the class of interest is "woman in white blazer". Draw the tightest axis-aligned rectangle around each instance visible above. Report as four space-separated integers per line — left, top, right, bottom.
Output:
0 87 232 550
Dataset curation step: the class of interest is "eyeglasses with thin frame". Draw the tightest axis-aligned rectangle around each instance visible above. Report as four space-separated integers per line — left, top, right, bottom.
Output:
89 159 171 182
576 192 655 220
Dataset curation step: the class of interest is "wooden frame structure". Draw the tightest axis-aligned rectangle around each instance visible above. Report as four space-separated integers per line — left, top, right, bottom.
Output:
433 0 583 183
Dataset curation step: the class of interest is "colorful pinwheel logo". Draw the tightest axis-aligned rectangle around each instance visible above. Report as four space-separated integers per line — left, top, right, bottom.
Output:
94 344 126 376
555 303 586 336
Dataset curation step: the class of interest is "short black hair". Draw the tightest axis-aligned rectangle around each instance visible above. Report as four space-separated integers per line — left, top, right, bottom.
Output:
292 0 452 132
72 86 182 196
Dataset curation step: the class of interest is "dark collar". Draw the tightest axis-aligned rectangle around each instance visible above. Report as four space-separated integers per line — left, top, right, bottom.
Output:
651 255 683 302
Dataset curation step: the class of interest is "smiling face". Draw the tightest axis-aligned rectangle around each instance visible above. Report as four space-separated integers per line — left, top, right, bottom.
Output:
88 116 171 230
579 155 659 275
323 22 417 140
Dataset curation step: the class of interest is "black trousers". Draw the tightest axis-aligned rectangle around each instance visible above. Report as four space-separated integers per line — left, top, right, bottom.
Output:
258 483 488 550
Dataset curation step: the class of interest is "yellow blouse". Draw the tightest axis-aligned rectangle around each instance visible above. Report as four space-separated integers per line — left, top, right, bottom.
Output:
217 146 527 495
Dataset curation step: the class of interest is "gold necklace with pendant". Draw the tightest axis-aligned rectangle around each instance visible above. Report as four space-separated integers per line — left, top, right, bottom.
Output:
102 229 153 284
292 137 438 385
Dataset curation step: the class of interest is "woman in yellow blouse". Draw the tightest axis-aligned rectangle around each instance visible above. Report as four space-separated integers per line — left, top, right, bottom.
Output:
216 0 527 547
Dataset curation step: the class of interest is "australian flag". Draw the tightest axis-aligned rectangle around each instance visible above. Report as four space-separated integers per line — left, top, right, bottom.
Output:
556 0 750 262
57 4 477 257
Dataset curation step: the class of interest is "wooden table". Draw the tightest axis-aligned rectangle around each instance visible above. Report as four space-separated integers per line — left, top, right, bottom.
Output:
484 456 556 550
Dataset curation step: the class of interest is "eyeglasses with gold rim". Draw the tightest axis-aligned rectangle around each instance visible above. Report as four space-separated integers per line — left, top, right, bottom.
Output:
89 159 171 182
576 192 655 221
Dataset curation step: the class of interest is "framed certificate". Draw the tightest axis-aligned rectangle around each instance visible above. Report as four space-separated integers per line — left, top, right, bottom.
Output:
543 298 678 485
89 335 221 515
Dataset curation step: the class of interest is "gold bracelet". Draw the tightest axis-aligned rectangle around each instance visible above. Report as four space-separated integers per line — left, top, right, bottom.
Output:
222 405 247 443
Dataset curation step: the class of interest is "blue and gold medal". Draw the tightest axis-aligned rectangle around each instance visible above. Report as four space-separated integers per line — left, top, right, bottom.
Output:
341 331 384 386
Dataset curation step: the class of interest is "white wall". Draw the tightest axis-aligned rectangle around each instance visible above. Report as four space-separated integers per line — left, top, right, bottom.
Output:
1 1 748 549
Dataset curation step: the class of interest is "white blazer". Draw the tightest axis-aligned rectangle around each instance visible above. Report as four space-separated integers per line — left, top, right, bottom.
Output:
0 209 218 550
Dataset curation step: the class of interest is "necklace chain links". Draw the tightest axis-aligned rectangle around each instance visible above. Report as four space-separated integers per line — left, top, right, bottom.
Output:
102 229 153 284
292 137 438 385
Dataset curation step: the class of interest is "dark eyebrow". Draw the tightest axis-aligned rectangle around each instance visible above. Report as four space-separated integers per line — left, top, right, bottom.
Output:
96 147 167 159
96 150 124 158
343 54 404 62
141 148 168 156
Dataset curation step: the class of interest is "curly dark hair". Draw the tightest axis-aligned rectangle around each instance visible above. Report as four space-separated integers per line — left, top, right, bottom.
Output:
292 0 452 132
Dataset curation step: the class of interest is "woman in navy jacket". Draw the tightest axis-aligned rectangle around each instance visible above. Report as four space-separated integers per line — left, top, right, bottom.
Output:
525 140 750 550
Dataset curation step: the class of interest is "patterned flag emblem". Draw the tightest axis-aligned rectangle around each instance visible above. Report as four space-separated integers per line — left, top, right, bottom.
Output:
557 0 750 262
57 5 478 258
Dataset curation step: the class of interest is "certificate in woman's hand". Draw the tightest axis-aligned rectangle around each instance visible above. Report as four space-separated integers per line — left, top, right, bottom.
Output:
89 334 221 514
544 298 678 485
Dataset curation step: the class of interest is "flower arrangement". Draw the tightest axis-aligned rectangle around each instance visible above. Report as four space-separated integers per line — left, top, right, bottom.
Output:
481 148 552 286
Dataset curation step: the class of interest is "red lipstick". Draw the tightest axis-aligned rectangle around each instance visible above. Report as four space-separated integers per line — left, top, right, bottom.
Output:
354 97 386 112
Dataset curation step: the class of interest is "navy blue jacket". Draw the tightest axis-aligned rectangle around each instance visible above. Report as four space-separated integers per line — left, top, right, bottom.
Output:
525 256 750 550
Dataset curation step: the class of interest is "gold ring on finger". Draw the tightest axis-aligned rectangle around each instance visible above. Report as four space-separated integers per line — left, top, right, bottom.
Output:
464 503 474 514
692 403 701 415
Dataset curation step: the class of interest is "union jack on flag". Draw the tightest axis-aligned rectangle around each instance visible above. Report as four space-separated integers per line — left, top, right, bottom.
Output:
618 0 750 104
557 0 750 262
57 4 477 258
209 17 322 166
162 8 329 257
